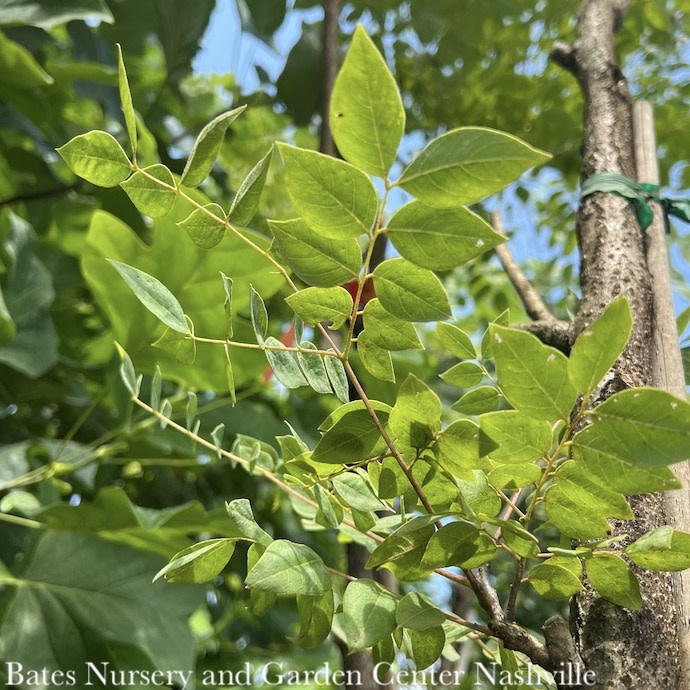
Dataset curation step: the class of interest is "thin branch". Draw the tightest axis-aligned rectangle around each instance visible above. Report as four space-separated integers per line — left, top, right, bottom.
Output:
505 558 524 623
491 210 558 323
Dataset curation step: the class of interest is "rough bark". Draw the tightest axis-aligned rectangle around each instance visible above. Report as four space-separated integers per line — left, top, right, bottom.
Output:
633 100 690 687
551 1 682 687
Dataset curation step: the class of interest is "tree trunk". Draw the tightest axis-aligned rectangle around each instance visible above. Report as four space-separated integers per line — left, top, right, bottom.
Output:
552 1 682 687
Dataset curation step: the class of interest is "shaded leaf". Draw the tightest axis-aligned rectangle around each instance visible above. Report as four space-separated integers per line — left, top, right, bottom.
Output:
587 553 642 610
528 557 583 600
625 526 690 572
229 147 273 226
153 539 236 583
264 336 309 388
177 203 226 249
341 579 398 651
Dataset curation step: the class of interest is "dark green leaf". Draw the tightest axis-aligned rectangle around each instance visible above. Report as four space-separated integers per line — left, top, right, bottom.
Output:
294 590 334 649
250 285 268 345
396 592 446 630
422 521 496 570
225 498 273 547
117 44 137 158
408 626 445 670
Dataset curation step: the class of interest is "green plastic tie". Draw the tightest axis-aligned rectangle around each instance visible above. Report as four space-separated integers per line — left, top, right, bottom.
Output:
581 172 690 232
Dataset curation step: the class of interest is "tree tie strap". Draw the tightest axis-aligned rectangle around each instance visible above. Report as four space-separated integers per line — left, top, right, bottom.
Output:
581 172 690 232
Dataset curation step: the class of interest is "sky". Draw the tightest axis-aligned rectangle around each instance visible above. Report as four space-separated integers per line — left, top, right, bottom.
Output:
191 1 690 338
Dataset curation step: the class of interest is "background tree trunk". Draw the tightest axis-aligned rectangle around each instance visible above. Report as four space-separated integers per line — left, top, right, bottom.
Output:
552 1 683 687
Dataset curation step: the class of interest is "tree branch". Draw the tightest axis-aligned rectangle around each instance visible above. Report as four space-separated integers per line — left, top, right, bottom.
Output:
491 210 558 323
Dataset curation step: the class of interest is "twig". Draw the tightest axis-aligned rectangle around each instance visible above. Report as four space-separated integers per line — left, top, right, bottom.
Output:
491 210 558 323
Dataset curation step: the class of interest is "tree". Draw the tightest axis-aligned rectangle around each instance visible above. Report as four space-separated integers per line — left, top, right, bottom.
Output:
1 2 690 690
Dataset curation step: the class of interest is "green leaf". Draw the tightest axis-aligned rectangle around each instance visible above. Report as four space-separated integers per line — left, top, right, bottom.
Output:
456 470 502 517
362 298 422 351
286 286 353 329
528 557 583 600
294 590 334 649
153 538 236 583
107 260 188 334
330 25 405 178
250 285 268 345
245 539 331 596
422 521 496 570
268 218 361 287
586 553 642 610
332 470 385 512
568 297 632 394
153 326 196 365
116 343 137 395
278 143 378 239
117 44 137 158
325 354 350 403
150 366 162 410
220 272 234 338
397 127 550 207
396 592 446 630
341 579 398 650
544 461 633 539
357 330 395 382
0 532 200 685
408 626 445 670
185 391 197 429
229 147 273 226
373 258 451 322
387 201 503 270
479 410 552 463
487 463 542 491
433 419 484 480
120 164 176 218
366 516 436 571
314 484 342 529
0 28 53 88
440 361 484 388
437 322 476 359
491 325 578 420
177 203 226 249
0 0 113 28
389 374 442 449
225 498 273 547
57 130 131 187
452 386 500 415
181 106 247 187
297 341 333 395
264 336 309 388
498 520 540 559
246 544 276 615
625 526 690 572
574 388 690 468
313 407 389 465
